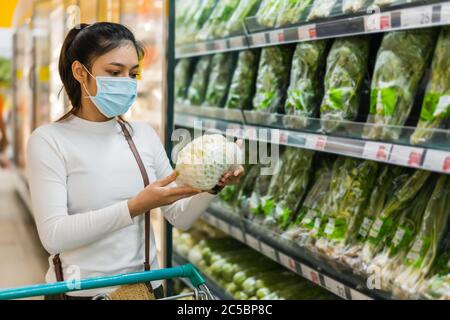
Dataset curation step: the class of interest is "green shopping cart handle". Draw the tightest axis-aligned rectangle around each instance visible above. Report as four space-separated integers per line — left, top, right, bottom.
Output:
0 264 205 300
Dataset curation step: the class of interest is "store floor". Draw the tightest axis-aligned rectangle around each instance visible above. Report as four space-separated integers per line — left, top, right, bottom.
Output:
0 169 48 300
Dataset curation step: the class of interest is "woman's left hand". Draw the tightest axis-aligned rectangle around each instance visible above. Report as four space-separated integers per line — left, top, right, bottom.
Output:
218 165 245 187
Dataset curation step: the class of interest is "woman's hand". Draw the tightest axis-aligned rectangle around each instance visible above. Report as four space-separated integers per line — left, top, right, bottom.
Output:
217 165 245 187
128 172 202 218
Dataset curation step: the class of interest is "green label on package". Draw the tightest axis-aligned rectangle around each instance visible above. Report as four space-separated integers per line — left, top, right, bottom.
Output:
420 92 450 121
370 87 398 116
367 216 394 245
404 236 431 269
389 225 414 255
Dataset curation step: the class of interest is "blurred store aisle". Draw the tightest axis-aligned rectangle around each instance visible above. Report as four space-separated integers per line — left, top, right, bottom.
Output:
0 169 48 299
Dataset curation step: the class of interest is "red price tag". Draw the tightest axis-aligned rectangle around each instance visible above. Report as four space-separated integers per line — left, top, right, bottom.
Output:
376 145 388 161
309 27 317 39
444 157 450 172
278 32 285 42
279 131 289 145
381 15 390 29
316 137 326 150
408 151 422 166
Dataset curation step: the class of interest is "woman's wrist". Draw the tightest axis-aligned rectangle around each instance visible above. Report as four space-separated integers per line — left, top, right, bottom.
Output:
128 196 144 218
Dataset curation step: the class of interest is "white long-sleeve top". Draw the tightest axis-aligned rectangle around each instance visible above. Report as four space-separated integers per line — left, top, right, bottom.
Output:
26 114 215 297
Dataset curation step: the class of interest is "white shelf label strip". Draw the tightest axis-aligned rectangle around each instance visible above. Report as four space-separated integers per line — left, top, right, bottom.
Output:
423 149 450 173
300 264 321 286
260 242 278 262
278 252 297 273
389 145 424 168
245 234 261 251
401 5 433 28
323 276 348 300
362 141 393 162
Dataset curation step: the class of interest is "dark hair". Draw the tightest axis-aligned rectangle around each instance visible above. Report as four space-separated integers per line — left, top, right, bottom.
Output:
58 22 144 121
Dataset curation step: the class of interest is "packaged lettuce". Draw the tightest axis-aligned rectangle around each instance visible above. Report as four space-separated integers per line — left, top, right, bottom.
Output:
182 0 218 44
253 45 294 114
284 41 328 127
320 36 370 133
255 0 283 28
307 0 338 21
175 59 196 102
204 53 237 107
225 0 262 36
276 0 313 27
197 0 241 40
225 49 261 110
364 29 437 141
175 0 204 44
411 27 450 145
187 55 213 105
342 0 370 13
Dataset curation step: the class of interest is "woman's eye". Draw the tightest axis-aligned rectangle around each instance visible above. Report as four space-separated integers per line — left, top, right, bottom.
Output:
110 71 121 76
130 74 139 79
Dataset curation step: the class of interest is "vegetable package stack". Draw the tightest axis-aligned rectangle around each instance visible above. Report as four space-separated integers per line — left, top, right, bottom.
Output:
253 45 294 116
284 41 328 128
174 59 196 102
342 0 371 13
364 29 437 141
225 49 261 110
225 0 262 36
411 27 450 145
175 0 204 44
197 0 241 41
307 0 338 21
320 36 370 133
187 55 213 105
255 0 284 28
276 0 314 27
359 170 432 273
393 175 450 299
204 53 237 108
180 0 218 44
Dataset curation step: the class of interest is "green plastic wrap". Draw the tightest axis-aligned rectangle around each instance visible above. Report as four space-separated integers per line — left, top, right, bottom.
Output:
187 55 213 105
320 36 370 133
253 46 294 114
284 41 328 126
255 0 283 28
307 0 338 21
225 0 262 36
197 0 241 40
364 29 437 141
225 49 261 110
342 0 371 13
174 59 196 102
276 0 314 27
204 53 237 107
411 27 450 145
393 175 450 298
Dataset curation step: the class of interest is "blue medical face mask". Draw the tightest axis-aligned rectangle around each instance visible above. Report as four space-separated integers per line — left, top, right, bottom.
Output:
82 65 138 118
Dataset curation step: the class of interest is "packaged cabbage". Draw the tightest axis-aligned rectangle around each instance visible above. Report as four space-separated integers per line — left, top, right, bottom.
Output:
284 41 328 128
364 29 437 141
342 0 370 13
175 134 244 190
197 0 241 40
276 0 313 26
187 55 213 105
225 0 262 36
411 27 450 145
255 0 283 28
253 45 294 114
320 36 370 133
225 49 260 110
307 0 338 21
204 53 237 107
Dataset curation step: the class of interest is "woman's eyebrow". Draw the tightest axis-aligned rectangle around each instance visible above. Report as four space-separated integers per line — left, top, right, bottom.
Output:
108 62 139 69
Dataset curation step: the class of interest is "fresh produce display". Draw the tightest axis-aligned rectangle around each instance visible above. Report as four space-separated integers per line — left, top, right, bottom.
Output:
176 0 218 44
174 59 196 102
276 0 314 27
342 0 371 13
255 0 284 28
225 50 261 110
411 27 450 145
307 0 338 21
252 45 294 114
225 0 262 36
284 40 328 128
320 36 370 133
197 0 241 40
187 55 213 105
175 134 244 190
364 29 437 140
205 53 237 108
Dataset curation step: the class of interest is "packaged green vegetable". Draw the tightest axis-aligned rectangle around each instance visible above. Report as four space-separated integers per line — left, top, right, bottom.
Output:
225 0 262 36
225 49 261 110
255 0 283 28
197 0 241 40
187 55 213 105
253 45 294 114
284 41 328 128
342 0 371 13
181 0 218 44
204 53 237 107
364 29 437 141
411 27 450 145
307 0 338 21
175 59 196 102
276 0 313 27
320 36 370 133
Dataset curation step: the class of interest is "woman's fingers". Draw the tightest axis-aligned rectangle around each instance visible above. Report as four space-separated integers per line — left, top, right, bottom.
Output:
167 186 202 196
155 171 178 187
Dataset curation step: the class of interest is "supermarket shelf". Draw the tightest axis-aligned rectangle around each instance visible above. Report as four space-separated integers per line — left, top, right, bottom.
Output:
200 203 392 301
175 1 450 58
172 252 235 300
174 111 450 175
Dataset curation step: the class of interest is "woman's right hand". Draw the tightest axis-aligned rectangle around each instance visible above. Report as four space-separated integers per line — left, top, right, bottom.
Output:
127 171 202 218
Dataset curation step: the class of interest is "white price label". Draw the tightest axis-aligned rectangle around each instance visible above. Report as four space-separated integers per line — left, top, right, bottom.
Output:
363 142 392 162
390 145 424 168
305 135 327 151
442 3 450 23
402 7 432 28
260 242 278 261
359 218 374 238
229 36 245 48
213 40 226 51
350 289 372 300
245 235 261 251
324 219 335 236
269 31 284 44
300 264 321 285
230 226 245 242
324 277 347 299
423 150 450 173
369 218 383 238
279 253 297 273
297 25 311 40
365 12 381 31
392 227 406 248
252 32 266 46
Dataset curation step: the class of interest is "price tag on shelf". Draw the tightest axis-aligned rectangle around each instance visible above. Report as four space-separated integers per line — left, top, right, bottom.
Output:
297 25 311 40
390 145 424 168
196 43 207 53
252 32 266 46
279 130 289 145
305 135 327 151
229 36 245 48
213 40 226 51
324 276 347 299
245 234 261 251
362 141 393 162
423 150 450 173
364 10 381 31
401 6 432 28
216 219 230 234
300 264 321 286
308 26 317 39
260 242 278 262
229 226 245 242
350 289 373 300
380 14 391 29
278 252 297 273
442 3 450 23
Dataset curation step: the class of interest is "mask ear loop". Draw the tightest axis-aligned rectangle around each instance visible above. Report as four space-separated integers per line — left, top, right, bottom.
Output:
81 64 96 99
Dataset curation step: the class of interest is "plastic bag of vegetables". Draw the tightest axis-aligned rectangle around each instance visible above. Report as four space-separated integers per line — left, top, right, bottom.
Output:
255 0 283 28
307 0 338 21
204 53 237 107
364 29 437 141
175 59 197 102
411 27 450 145
393 175 450 299
276 0 313 27
284 41 328 128
225 0 262 36
175 134 244 190
225 49 261 110
342 0 371 14
181 0 218 44
197 0 241 40
187 55 213 105
253 45 294 114
175 0 204 44
320 36 370 133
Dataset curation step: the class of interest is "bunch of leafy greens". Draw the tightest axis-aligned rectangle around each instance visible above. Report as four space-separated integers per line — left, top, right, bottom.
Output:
197 0 241 40
174 59 196 102
187 55 213 105
205 53 237 107
225 0 262 36
276 0 314 27
307 0 338 21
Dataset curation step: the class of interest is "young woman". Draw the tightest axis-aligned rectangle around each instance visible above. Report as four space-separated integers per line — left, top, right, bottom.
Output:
26 22 243 300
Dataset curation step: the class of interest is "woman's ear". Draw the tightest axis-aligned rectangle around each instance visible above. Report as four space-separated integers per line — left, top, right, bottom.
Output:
72 60 87 84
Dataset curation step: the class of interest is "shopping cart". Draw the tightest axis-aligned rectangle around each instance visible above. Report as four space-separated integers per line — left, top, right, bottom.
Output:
0 264 215 300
